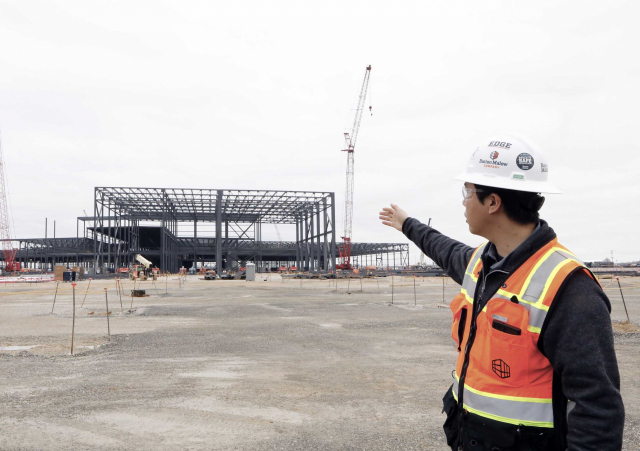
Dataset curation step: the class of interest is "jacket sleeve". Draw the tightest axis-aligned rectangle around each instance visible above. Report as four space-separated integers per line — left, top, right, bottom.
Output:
401 217 475 285
539 270 625 451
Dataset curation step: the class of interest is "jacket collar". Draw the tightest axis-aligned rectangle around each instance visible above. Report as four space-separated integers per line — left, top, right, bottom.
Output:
482 220 557 274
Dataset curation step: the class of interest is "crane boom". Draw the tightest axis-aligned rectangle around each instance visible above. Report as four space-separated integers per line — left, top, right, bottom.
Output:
343 65 372 152
0 134 18 272
338 65 371 270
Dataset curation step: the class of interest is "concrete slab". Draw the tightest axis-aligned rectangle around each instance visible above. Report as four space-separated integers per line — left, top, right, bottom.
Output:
1 274 638 450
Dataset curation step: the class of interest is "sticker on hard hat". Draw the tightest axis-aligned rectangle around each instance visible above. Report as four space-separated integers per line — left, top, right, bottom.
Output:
479 151 508 169
488 141 512 149
541 163 548 173
516 153 535 170
513 174 524 180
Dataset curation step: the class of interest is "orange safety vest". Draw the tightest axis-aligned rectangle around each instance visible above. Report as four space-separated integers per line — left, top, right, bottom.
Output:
450 238 599 428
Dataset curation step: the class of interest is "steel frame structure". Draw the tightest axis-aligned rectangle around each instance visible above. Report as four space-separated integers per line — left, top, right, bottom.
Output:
4 187 411 274
91 187 338 274
8 238 409 273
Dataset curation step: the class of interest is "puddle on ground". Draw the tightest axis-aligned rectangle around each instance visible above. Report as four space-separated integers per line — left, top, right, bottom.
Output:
0 345 40 351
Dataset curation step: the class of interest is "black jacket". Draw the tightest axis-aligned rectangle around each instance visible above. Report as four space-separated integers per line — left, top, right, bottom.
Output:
402 218 624 451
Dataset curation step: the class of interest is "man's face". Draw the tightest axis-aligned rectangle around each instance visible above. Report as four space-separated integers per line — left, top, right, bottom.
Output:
462 182 485 235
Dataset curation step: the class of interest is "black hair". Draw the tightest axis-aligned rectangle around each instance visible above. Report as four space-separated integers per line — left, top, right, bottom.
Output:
474 184 545 225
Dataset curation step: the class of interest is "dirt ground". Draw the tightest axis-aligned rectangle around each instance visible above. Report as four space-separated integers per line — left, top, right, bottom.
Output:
1 274 638 450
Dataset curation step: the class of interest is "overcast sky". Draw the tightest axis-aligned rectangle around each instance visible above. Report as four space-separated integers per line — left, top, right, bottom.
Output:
1 0 639 263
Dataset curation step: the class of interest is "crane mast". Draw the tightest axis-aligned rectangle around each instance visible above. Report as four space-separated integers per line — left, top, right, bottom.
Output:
338 65 371 270
0 134 18 273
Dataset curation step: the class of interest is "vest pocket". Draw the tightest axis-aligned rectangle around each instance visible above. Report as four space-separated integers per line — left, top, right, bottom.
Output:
457 308 468 351
483 299 531 388
450 295 468 351
487 330 529 387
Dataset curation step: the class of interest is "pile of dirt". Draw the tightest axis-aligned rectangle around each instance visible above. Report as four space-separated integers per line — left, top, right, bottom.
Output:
612 321 639 334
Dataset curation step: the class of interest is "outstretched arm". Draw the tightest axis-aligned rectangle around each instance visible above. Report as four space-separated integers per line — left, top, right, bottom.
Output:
379 204 475 285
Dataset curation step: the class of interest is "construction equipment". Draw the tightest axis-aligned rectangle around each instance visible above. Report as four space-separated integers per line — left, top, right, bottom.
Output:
130 254 153 280
204 269 218 280
338 65 372 270
136 254 153 269
0 134 18 273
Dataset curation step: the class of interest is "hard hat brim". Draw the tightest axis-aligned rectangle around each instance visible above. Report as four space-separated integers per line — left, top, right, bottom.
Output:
455 172 562 194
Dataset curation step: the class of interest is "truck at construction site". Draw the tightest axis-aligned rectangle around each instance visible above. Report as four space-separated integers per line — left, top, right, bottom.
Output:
130 254 155 280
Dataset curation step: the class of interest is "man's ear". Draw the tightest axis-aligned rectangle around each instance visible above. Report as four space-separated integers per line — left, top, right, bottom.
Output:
487 193 502 215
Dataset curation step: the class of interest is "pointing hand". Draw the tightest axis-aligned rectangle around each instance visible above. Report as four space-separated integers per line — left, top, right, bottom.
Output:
379 204 408 232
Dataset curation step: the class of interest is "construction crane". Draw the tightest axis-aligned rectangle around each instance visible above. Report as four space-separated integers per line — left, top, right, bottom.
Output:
0 134 18 273
337 65 372 270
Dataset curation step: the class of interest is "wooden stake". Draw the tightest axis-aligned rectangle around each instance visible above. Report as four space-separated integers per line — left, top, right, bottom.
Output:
414 276 417 306
117 279 123 313
130 279 135 309
616 277 631 322
81 278 92 308
104 288 111 340
51 281 59 313
391 274 394 304
71 283 77 355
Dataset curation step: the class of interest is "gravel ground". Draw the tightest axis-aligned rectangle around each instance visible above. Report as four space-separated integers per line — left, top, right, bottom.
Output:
1 274 638 450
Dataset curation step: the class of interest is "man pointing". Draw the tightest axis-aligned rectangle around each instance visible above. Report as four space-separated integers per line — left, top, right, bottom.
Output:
379 136 624 450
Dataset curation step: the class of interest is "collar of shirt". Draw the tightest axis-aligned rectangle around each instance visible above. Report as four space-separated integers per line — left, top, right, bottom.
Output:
486 222 542 272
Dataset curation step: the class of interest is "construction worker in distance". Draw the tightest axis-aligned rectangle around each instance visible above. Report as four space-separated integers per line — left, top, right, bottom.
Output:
379 135 624 450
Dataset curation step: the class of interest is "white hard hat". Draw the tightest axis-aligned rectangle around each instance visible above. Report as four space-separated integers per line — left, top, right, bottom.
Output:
454 135 561 194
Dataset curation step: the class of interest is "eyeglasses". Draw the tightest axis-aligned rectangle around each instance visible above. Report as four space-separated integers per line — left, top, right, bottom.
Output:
462 185 484 200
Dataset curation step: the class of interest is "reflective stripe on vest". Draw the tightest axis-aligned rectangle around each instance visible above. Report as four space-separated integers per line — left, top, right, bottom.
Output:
460 243 487 304
452 238 594 428
490 246 583 333
452 376 554 427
